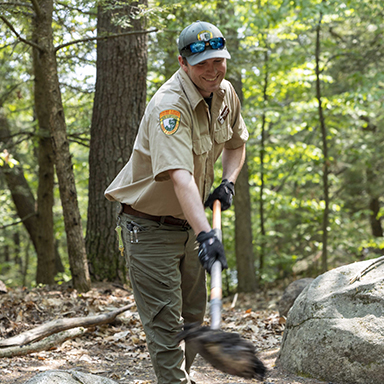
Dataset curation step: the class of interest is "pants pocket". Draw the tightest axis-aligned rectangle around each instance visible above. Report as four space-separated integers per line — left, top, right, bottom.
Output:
129 261 173 325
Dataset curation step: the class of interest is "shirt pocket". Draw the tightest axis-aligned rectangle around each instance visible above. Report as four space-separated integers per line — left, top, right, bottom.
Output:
214 122 233 144
192 134 212 155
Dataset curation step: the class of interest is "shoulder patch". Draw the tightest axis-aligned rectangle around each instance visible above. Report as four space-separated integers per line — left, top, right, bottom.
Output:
160 110 181 136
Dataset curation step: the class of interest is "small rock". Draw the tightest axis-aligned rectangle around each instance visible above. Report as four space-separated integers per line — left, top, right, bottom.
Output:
23 370 118 384
0 280 7 294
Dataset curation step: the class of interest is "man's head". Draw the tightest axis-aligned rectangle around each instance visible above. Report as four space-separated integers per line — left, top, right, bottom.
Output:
178 21 230 97
178 21 231 66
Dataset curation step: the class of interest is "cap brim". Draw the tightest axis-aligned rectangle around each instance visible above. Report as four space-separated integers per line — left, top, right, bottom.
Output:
186 48 231 66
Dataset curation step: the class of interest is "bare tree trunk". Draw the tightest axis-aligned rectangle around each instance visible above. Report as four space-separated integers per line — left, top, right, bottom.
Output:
315 9 329 273
0 161 39 251
0 108 63 283
226 62 257 292
369 197 383 237
32 36 56 284
86 0 148 281
13 231 21 271
258 48 270 277
234 158 257 292
0 111 38 239
31 0 91 292
358 119 382 238
23 240 31 287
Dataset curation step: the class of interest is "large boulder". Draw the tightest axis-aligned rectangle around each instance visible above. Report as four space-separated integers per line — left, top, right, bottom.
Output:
278 257 384 384
278 278 314 318
23 370 118 384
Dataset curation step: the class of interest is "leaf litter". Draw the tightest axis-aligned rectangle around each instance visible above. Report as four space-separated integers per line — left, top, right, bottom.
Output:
0 283 327 384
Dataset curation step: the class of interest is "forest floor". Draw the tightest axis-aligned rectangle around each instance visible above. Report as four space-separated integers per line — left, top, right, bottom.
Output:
0 282 328 384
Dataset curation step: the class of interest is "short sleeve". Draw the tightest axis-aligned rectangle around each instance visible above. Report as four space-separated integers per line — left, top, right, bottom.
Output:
149 106 194 181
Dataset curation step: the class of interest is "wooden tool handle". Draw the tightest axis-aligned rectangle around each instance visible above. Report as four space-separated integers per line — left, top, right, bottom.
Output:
210 199 222 330
212 200 221 230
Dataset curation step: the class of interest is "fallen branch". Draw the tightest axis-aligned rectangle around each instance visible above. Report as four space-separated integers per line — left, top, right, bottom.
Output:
349 255 384 284
0 327 88 358
0 303 135 348
230 293 238 309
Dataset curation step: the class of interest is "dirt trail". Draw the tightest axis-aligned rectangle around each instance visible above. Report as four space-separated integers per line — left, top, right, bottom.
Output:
0 284 327 384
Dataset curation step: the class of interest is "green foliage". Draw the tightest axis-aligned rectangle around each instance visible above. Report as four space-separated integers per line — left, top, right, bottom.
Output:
0 0 96 287
1 0 383 288
238 0 384 281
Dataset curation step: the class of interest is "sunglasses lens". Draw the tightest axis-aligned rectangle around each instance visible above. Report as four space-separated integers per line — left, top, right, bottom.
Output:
182 37 226 56
210 37 225 49
190 41 206 53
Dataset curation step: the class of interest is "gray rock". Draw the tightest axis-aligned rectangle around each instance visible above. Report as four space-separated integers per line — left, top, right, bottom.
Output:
278 257 384 384
0 280 7 294
278 278 314 317
23 370 118 384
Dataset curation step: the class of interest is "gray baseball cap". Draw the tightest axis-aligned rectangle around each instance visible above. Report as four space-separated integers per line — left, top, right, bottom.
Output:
178 21 231 66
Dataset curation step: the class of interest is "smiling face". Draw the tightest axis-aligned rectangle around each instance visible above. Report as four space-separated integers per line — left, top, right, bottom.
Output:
178 56 227 98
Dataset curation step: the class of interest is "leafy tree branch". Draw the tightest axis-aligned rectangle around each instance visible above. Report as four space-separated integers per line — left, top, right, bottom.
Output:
0 15 45 51
0 1 33 6
54 28 158 52
0 212 37 230
55 1 97 16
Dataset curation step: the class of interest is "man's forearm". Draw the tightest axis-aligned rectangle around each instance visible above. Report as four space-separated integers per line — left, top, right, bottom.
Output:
168 169 211 235
222 144 246 184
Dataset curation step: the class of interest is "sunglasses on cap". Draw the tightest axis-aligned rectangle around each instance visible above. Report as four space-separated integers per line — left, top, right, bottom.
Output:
180 37 226 57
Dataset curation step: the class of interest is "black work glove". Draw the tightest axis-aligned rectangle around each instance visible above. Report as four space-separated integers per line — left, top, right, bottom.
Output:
204 179 235 211
196 230 228 274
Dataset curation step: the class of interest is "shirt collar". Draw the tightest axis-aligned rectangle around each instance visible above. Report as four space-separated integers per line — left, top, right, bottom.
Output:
177 68 226 111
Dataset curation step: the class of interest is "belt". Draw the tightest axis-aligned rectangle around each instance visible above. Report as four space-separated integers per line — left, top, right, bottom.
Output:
121 204 190 228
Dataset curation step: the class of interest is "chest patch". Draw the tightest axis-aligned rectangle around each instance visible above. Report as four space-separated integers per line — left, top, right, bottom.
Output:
218 105 230 125
160 109 181 136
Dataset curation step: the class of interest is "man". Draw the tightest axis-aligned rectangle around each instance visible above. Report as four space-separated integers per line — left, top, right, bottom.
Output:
105 20 248 384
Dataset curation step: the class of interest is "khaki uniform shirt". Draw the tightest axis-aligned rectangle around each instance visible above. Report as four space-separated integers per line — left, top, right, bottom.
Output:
105 68 248 219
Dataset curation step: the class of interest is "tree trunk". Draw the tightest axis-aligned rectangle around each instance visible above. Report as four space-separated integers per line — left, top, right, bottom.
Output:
32 33 56 285
226 54 257 292
234 158 258 292
258 47 270 278
0 161 39 252
369 197 383 237
315 9 329 273
13 231 21 270
35 135 56 284
23 240 31 287
32 0 91 292
0 107 63 284
0 111 38 247
86 0 148 281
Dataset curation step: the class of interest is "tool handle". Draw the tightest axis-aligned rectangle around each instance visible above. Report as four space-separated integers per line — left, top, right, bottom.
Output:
212 199 221 231
210 200 222 330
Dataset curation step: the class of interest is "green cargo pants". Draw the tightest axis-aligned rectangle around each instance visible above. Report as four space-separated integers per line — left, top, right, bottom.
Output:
120 213 207 384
